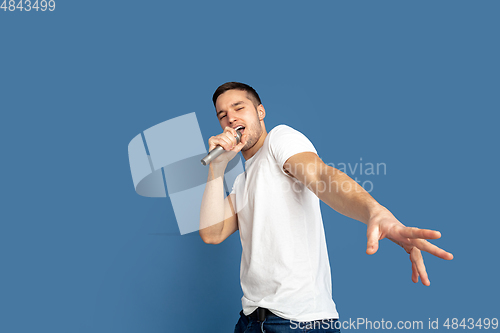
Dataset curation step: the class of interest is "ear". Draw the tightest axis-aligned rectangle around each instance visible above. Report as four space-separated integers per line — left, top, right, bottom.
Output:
257 104 266 121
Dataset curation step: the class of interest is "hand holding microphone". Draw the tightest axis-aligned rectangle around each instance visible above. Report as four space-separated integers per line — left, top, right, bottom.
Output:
201 126 244 166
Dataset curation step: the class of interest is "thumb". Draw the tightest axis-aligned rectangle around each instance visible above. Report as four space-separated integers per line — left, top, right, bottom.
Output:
366 224 380 255
233 133 248 152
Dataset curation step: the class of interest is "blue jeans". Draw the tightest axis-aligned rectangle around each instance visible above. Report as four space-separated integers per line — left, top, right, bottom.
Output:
234 310 341 333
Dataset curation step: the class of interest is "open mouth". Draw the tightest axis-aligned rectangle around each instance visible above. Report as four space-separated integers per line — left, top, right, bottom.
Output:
235 126 245 134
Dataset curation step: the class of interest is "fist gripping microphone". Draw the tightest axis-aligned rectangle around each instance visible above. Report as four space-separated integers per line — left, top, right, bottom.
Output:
201 127 243 166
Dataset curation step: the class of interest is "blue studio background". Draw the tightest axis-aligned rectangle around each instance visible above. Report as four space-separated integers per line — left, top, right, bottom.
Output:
1 1 498 332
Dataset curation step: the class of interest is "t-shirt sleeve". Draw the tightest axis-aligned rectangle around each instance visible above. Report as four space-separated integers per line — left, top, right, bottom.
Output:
269 125 318 177
229 173 243 196
228 173 243 213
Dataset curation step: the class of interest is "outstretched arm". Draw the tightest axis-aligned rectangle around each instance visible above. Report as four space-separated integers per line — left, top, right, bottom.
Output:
284 152 453 286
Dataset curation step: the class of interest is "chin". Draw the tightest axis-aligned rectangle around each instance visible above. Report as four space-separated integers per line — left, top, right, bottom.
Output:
242 139 256 151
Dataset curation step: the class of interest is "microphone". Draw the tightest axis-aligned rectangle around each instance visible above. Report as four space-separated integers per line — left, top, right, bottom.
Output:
201 127 243 166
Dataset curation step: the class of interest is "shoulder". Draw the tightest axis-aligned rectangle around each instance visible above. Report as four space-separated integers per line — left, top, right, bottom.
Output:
269 124 301 136
268 124 314 147
266 124 318 171
267 124 307 143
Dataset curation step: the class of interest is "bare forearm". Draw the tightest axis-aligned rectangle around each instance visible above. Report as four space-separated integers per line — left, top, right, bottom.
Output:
199 164 229 242
315 167 385 224
285 152 386 224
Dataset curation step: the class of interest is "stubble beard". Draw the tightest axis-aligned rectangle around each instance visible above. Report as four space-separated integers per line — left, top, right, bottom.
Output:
241 122 263 151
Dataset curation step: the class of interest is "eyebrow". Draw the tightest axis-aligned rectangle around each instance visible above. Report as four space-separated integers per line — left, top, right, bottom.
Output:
217 101 245 116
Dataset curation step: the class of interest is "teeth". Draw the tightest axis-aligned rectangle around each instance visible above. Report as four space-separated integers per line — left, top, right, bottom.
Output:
235 126 244 131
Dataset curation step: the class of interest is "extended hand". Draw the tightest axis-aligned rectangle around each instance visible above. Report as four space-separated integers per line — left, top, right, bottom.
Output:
366 208 453 286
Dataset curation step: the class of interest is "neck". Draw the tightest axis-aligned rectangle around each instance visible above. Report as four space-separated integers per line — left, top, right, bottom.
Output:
241 124 267 160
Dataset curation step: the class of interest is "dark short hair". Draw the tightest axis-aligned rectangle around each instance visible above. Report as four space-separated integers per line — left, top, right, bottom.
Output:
212 82 262 108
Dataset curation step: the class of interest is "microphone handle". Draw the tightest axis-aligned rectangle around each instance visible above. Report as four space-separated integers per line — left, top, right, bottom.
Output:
201 130 242 166
200 146 225 166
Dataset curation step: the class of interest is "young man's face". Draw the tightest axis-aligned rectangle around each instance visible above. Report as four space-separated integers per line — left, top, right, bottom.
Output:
215 89 265 151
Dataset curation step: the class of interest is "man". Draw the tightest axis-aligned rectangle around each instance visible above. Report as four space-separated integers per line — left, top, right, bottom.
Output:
199 82 453 333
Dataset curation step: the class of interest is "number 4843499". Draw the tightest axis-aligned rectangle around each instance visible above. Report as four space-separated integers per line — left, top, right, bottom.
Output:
443 318 498 330
1 0 56 11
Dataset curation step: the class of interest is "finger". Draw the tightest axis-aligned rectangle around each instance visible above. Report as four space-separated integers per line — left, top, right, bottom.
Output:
366 224 380 255
223 127 239 142
410 248 430 286
411 239 454 261
224 128 242 149
210 136 234 151
411 261 419 283
208 136 221 152
222 132 240 149
224 126 238 137
223 129 239 146
233 132 248 150
397 227 442 240
224 126 237 138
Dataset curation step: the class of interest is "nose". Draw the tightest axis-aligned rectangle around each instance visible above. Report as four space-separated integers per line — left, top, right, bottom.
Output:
227 110 238 125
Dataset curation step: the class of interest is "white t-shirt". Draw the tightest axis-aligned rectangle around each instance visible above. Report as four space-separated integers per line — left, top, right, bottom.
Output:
230 124 339 322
